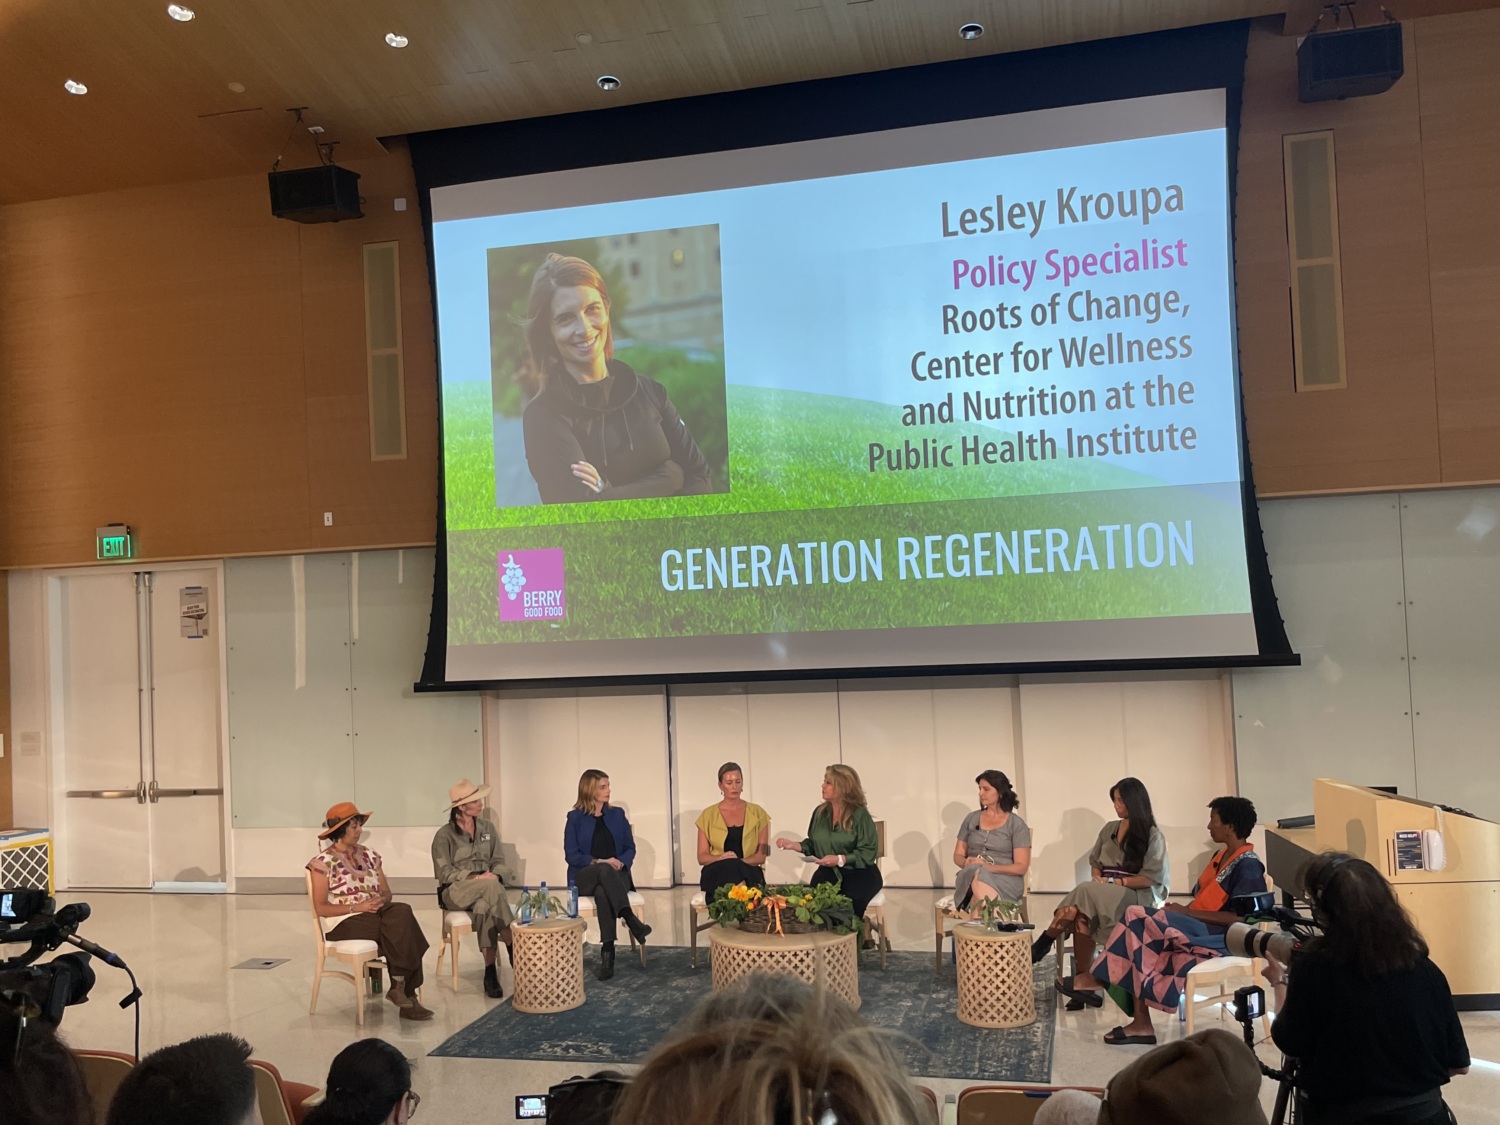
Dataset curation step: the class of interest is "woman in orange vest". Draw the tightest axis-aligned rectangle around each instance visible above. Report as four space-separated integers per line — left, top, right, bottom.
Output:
1088 796 1267 1045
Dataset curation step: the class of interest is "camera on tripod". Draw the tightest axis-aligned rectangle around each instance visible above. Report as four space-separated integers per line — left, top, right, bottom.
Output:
0 887 103 1025
1223 891 1322 966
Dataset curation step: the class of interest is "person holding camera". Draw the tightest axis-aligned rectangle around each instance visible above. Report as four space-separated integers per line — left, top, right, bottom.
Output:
1089 796 1268 1045
1270 852 1469 1125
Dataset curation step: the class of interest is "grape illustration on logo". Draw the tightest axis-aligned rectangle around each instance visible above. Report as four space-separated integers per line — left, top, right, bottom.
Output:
497 548 566 622
501 554 526 601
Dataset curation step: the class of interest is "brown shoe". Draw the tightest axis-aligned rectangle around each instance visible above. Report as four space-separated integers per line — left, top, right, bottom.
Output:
386 982 415 1010
399 998 434 1021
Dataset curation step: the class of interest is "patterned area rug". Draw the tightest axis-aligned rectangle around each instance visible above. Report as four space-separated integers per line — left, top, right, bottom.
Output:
430 946 1056 1083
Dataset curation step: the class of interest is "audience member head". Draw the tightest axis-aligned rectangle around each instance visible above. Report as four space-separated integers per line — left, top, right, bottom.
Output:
0 1004 95 1125
1034 1088 1102 1125
546 1070 630 1125
303 1039 414 1125
975 769 1020 812
106 1033 258 1125
1098 1028 1266 1125
610 973 929 1125
1207 796 1257 843
574 769 610 813
1109 777 1157 871
1302 851 1427 976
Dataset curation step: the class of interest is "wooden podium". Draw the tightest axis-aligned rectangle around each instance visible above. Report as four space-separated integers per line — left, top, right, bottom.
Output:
1266 779 1499 1009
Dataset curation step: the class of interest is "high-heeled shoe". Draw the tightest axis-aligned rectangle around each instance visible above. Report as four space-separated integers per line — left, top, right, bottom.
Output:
623 912 652 945
1030 932 1056 964
597 943 616 981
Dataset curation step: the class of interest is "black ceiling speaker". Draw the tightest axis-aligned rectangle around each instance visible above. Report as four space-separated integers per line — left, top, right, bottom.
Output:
268 164 363 223
1297 23 1404 103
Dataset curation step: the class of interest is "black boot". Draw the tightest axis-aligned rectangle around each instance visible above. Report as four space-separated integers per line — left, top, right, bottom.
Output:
1031 932 1055 964
483 963 504 999
597 943 616 981
622 909 652 945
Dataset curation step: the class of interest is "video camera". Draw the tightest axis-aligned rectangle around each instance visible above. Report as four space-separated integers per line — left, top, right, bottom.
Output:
0 888 128 1027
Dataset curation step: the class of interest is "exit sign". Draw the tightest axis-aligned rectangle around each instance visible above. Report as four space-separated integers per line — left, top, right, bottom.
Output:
95 525 135 560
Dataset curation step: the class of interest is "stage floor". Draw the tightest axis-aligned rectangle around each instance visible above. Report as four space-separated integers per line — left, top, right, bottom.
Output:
38 886 1500 1121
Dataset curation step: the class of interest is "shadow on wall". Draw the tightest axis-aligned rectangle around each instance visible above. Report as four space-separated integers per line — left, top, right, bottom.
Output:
1034 807 1107 894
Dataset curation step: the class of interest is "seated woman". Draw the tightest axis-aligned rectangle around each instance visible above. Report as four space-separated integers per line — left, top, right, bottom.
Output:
303 1038 417 1125
1089 796 1268 1045
774 764 883 918
1031 777 1169 1009
307 802 432 1020
953 769 1031 915
695 761 770 894
565 769 652 981
432 778 516 1000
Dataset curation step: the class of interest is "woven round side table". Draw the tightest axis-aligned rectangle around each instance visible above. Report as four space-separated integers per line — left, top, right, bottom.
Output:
707 926 860 1010
953 924 1036 1028
511 917 587 1014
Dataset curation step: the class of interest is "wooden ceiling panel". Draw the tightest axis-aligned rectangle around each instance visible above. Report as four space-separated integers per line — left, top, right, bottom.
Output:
4 0 1322 204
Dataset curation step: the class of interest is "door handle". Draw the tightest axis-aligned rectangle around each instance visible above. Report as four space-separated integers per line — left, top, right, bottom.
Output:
64 789 145 800
151 787 225 798
147 780 159 803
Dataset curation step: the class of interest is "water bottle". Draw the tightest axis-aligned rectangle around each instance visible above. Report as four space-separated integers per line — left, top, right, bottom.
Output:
567 880 579 918
539 880 550 919
519 885 532 925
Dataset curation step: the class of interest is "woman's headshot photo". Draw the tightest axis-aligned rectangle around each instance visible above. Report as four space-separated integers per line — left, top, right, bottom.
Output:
487 227 732 507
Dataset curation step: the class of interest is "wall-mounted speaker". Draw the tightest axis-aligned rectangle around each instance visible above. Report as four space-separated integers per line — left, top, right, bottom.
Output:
268 164 364 223
1297 23 1404 103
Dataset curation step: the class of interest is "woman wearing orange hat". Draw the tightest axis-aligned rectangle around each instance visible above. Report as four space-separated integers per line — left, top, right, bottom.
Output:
307 801 433 1020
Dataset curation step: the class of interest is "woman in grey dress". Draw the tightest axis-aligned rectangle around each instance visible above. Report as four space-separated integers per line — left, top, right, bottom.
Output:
1031 777 1169 1008
953 770 1031 914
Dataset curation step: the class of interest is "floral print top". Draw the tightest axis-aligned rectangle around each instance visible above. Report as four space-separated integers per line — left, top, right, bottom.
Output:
308 845 383 932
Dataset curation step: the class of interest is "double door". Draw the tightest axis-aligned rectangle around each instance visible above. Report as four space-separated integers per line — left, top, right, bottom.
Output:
57 565 226 888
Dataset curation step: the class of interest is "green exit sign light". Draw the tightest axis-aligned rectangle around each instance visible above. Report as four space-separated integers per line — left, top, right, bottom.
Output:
95 525 135 560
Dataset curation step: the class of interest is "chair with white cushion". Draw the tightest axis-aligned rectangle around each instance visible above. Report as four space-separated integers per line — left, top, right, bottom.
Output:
577 890 649 966
305 870 387 1025
1182 874 1277 1038
859 821 892 969
434 909 475 991
689 891 715 968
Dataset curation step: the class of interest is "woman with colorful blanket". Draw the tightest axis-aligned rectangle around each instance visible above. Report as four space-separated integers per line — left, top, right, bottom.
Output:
1088 796 1268 1045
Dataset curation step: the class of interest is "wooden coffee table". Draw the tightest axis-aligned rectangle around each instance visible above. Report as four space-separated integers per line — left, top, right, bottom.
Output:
953 924 1036 1028
707 926 860 1009
510 917 587 1014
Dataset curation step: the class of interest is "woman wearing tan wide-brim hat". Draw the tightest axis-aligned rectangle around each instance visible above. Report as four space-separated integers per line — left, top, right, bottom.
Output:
432 779 517 1000
307 800 433 1020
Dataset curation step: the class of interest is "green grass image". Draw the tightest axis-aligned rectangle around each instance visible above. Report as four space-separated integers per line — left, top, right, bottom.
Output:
444 381 1166 532
447 484 1250 646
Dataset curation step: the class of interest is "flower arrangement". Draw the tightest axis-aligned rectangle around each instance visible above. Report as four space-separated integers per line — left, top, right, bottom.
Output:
707 881 857 935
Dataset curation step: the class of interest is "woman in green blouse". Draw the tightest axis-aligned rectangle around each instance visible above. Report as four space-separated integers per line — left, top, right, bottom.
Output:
775 764 883 916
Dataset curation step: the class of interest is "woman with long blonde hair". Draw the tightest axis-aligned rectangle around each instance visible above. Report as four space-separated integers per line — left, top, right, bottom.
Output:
775 764 883 917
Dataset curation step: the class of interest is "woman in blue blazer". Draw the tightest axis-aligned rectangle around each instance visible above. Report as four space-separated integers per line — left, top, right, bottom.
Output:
565 769 652 980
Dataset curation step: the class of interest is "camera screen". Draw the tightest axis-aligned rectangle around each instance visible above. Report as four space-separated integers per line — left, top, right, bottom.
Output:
516 1095 547 1119
0 893 12 920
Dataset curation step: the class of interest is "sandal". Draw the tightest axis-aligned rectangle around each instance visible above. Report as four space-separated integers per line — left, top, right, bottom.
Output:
1054 978 1104 1008
1103 1026 1157 1046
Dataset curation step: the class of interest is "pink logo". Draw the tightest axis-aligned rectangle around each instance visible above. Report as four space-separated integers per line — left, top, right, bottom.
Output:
498 549 566 622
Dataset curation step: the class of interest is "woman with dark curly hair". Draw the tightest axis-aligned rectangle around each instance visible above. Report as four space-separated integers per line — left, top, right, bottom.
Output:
1271 852 1469 1125
952 769 1031 915
521 253 712 503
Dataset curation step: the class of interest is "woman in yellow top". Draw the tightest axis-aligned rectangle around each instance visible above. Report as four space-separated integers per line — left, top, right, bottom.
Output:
695 761 771 894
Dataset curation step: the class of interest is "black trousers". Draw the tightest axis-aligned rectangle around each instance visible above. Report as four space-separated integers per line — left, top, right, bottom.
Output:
575 864 632 943
700 857 766 895
810 864 883 918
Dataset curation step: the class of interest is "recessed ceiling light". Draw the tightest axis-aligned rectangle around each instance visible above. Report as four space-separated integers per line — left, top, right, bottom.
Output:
575 32 593 45
596 75 620 91
64 79 88 95
385 32 409 48
167 4 195 21
959 23 985 41
227 81 246 94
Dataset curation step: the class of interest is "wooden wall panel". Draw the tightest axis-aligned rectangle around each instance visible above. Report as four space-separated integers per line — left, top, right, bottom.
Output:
0 578 11 827
1237 10 1500 494
0 143 437 568
1415 13 1500 483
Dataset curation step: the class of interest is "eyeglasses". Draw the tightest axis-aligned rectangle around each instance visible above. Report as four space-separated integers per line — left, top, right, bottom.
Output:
405 1091 421 1118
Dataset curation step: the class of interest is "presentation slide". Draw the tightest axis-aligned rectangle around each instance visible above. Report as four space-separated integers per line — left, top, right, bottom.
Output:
430 91 1258 683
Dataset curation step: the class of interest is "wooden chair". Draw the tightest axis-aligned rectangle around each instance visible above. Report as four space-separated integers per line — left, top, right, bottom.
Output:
305 870 387 1025
934 870 1031 970
249 1058 321 1125
688 890 715 967
74 1049 135 1123
862 819 892 969
434 908 475 990
956 1085 1105 1125
577 889 649 966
